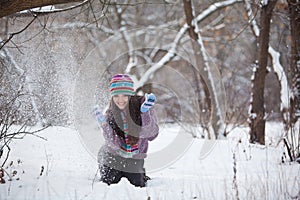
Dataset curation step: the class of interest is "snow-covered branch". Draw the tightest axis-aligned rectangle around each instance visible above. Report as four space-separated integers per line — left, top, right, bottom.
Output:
191 1 226 139
244 0 260 36
195 0 242 22
269 47 289 111
134 25 185 89
0 0 86 18
52 21 114 35
136 0 242 89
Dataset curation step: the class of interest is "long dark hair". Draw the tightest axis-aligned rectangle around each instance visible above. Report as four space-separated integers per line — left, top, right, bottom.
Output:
106 95 143 145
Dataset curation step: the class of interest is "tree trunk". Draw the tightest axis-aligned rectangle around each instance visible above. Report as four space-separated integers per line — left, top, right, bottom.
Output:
250 0 277 145
183 0 225 139
182 0 211 117
288 0 300 122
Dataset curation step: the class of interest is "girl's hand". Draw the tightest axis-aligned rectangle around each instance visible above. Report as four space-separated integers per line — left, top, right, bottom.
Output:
140 93 156 113
93 105 106 124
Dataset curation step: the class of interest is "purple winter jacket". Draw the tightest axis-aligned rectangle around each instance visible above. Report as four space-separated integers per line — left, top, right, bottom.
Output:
101 108 159 159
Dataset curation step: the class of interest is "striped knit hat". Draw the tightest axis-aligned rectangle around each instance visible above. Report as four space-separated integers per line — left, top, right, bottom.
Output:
109 74 135 96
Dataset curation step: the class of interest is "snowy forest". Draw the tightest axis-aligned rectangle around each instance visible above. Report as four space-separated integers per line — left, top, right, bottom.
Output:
0 0 300 199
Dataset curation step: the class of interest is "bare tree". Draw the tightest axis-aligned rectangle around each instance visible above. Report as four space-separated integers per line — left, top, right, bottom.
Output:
288 0 300 123
182 0 231 138
283 0 300 162
249 0 277 145
0 58 46 176
182 0 211 127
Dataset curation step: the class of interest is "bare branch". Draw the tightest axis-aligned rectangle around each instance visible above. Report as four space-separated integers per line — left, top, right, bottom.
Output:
0 13 37 50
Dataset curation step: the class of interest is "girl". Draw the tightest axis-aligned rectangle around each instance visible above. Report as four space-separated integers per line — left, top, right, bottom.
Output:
94 74 159 187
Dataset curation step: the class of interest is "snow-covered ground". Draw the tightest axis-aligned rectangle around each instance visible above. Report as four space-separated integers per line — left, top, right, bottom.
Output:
0 122 299 200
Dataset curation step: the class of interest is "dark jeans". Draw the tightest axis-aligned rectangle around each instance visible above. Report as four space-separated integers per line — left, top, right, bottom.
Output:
98 148 147 187
100 164 146 187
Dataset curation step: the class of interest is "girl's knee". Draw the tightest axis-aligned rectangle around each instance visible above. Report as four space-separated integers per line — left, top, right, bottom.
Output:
125 173 146 187
100 165 122 185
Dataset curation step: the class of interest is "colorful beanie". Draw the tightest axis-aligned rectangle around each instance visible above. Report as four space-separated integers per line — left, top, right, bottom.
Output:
109 74 135 96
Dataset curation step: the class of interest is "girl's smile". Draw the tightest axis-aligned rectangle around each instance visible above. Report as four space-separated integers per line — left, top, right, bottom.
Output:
113 94 129 110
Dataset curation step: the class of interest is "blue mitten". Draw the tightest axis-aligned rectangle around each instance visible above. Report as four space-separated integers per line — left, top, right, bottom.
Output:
140 93 156 113
93 105 106 123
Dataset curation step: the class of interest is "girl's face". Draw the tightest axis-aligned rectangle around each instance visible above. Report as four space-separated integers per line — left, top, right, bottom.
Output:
112 94 129 110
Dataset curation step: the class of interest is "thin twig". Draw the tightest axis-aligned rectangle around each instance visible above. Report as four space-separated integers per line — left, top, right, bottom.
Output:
0 14 37 50
92 168 100 189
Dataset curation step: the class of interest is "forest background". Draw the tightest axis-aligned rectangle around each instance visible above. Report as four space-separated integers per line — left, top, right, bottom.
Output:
0 0 299 168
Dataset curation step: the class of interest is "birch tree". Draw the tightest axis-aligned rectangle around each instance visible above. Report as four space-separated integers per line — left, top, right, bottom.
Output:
182 0 226 138
182 0 211 126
